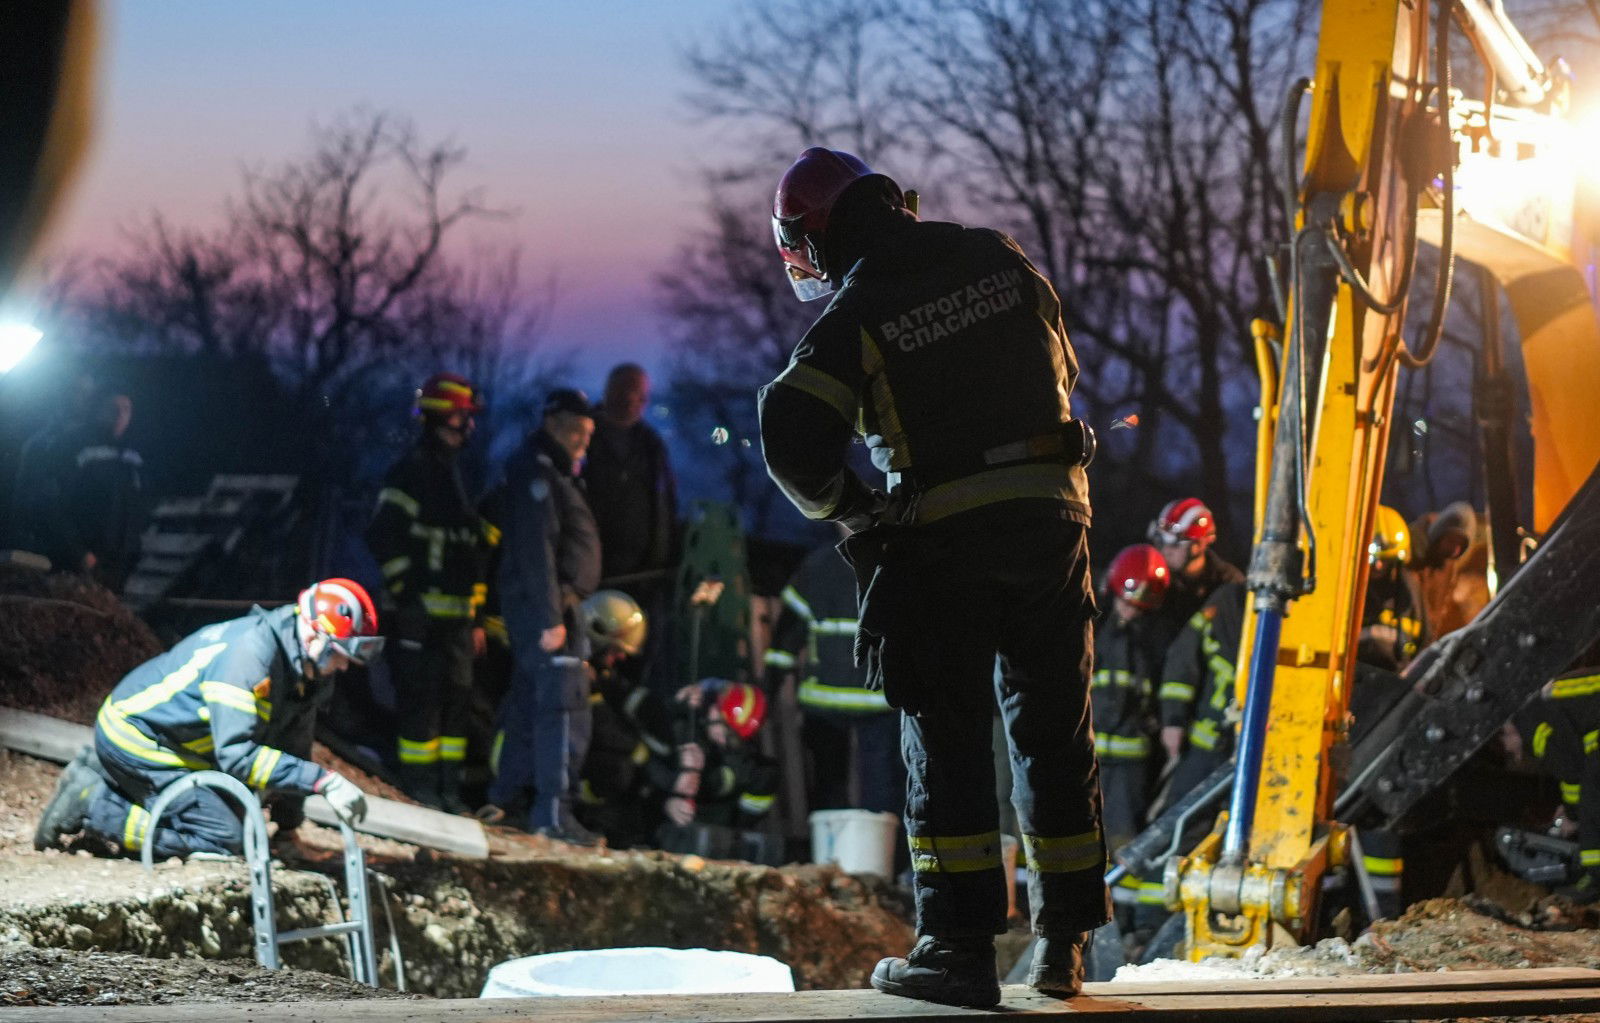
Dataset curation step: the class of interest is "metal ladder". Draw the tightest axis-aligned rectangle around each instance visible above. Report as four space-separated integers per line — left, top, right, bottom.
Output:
139 770 379 986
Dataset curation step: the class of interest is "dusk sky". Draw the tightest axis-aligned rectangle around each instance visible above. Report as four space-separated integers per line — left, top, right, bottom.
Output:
43 0 745 387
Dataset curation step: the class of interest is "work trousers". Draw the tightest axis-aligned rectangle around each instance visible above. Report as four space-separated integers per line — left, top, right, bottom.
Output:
804 710 905 815
489 601 592 831
390 609 475 768
872 509 1108 938
86 735 244 859
1099 757 1152 853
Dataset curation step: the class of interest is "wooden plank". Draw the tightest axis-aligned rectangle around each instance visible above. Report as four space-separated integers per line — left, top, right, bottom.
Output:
0 707 92 764
0 709 487 859
1089 965 1600 996
6 971 1600 1023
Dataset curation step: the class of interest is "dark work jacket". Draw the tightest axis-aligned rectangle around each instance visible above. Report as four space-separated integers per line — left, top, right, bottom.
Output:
1358 567 1428 672
1091 610 1167 761
495 429 602 638
763 544 887 715
1159 582 1246 755
758 218 1090 530
1155 551 1244 651
96 605 328 795
31 425 147 587
582 418 677 580
366 435 489 622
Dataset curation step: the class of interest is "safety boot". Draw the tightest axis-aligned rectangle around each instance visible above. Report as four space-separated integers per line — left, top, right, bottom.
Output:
33 748 103 850
397 764 441 809
436 764 471 815
870 934 1000 1008
1027 932 1088 998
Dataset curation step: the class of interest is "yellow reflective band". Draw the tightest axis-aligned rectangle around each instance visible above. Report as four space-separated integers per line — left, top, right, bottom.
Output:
797 678 891 712
1093 669 1137 690
909 830 1003 874
421 592 476 619
113 643 229 716
439 736 468 763
1586 730 1599 756
200 681 267 719
182 734 216 755
1095 733 1151 759
781 585 813 621
812 617 856 636
490 732 504 775
1563 781 1582 805
1022 831 1102 874
775 361 857 425
483 615 508 644
398 736 441 764
472 582 488 613
917 462 1078 524
381 555 411 579
1189 719 1220 750
859 328 912 469
1534 722 1553 759
764 648 797 669
631 742 650 766
1362 855 1403 876
482 520 503 547
97 703 207 769
1138 881 1166 905
1159 682 1195 703
1551 674 1600 699
377 487 420 518
247 747 283 790
1583 849 1600 868
123 805 151 852
738 792 775 815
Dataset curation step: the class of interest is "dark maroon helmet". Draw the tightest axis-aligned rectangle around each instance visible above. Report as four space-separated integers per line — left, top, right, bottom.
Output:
772 147 898 301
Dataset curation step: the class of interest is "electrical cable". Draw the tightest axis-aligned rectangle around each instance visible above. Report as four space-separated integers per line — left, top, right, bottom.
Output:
1399 0 1459 369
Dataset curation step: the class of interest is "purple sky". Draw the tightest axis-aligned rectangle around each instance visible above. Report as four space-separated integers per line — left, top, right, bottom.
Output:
42 0 744 386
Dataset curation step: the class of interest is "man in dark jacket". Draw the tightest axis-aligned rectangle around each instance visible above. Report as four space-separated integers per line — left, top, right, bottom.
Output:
483 388 603 841
759 148 1104 1006
582 363 678 694
1149 498 1243 644
1159 581 1246 802
34 580 377 858
366 373 492 812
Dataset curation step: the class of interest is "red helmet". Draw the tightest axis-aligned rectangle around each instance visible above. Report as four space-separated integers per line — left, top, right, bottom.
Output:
773 147 896 301
1151 498 1217 548
297 578 383 666
1105 544 1170 611
715 683 768 741
415 373 483 418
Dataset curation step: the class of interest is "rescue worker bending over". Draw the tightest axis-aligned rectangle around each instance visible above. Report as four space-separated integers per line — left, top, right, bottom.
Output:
34 580 376 859
667 680 779 834
760 147 1104 1006
764 531 903 816
366 373 492 812
483 388 602 842
1093 545 1170 852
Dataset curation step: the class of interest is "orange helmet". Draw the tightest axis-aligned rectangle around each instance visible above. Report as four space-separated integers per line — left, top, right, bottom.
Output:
1105 544 1170 611
415 372 483 419
297 578 383 667
716 683 768 741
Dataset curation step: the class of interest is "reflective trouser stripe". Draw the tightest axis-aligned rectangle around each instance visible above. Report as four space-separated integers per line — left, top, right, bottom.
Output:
381 555 411 579
399 736 441 764
1534 722 1553 759
1159 682 1195 703
1022 830 1101 873
421 593 476 619
1564 781 1582 805
1362 855 1403 876
763 649 797 669
1189 718 1221 750
1095 733 1150 759
909 830 1003 873
1586 730 1599 756
738 792 775 815
1551 674 1600 699
916 463 1080 524
123 805 151 852
797 678 891 712
439 736 467 763
1583 849 1600 868
490 732 504 775
1111 874 1161 906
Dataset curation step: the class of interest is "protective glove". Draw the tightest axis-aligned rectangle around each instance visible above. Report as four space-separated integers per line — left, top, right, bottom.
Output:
677 742 706 772
671 768 701 798
314 772 368 825
664 796 696 827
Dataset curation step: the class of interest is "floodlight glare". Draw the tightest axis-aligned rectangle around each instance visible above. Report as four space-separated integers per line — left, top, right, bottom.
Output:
0 323 43 373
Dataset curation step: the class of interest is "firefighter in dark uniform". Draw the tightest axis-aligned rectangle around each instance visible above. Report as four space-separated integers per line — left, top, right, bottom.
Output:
764 535 903 815
1518 671 1600 901
1148 498 1243 649
366 373 491 812
1159 580 1245 801
33 580 378 858
1358 505 1428 673
759 148 1104 1006
681 681 779 831
483 388 602 842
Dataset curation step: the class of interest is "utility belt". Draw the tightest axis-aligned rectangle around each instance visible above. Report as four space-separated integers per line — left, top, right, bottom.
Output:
888 419 1096 493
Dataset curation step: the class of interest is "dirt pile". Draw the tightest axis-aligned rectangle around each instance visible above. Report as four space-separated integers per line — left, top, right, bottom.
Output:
0 566 161 724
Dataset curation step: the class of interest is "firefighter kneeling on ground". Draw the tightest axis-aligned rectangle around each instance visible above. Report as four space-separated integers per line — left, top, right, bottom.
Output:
34 580 377 859
656 680 779 845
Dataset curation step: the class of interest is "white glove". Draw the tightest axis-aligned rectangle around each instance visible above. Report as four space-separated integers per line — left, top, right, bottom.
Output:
677 742 705 771
315 772 368 824
664 796 696 826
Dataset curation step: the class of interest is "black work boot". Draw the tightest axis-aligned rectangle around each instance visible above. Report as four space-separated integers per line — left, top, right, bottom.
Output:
870 934 1000 1008
397 764 441 809
1028 932 1088 998
33 748 103 850
436 764 471 815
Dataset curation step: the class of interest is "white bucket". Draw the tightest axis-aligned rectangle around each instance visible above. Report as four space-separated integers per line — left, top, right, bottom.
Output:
809 809 899 878
480 947 794 998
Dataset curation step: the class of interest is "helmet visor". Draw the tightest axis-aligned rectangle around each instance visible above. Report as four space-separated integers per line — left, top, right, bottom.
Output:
785 263 835 302
331 634 385 664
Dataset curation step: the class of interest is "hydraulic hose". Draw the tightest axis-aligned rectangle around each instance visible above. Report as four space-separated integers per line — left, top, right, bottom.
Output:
1399 0 1458 370
1280 78 1312 243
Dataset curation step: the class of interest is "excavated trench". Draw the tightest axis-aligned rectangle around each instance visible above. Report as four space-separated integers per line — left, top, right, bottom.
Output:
0 840 914 999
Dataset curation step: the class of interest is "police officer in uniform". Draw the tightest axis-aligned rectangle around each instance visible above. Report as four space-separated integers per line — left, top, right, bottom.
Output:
759 148 1105 1006
483 388 602 842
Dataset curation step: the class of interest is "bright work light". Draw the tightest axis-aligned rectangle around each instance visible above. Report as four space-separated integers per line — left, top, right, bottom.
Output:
0 323 43 373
